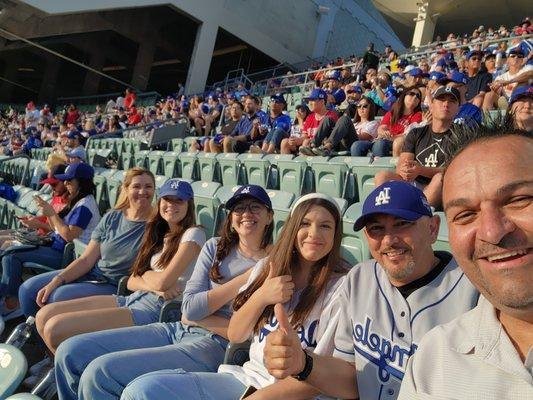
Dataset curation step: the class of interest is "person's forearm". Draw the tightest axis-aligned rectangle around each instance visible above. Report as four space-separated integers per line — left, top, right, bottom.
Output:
249 378 320 400
228 290 267 343
417 166 444 179
48 214 77 241
127 274 156 292
207 271 250 314
305 354 358 398
183 314 229 339
58 257 94 283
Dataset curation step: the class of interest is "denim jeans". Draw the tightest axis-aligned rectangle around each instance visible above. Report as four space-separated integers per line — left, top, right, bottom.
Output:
350 139 392 157
263 127 289 149
121 370 246 400
18 270 117 317
0 245 63 298
54 322 229 400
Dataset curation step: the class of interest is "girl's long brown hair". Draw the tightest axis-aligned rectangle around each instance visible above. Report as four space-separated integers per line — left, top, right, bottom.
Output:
389 85 422 127
131 198 197 276
233 198 347 332
209 206 274 283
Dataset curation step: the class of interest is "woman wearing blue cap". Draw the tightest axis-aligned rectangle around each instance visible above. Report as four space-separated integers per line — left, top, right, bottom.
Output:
54 184 274 400
0 162 100 321
33 178 205 354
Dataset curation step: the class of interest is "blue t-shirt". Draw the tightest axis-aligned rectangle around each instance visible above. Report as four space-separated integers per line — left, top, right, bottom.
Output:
232 111 269 139
454 103 482 127
267 113 291 133
90 209 147 284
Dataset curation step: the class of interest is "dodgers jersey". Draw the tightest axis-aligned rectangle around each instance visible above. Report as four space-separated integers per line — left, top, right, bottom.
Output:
316 254 479 400
219 258 346 392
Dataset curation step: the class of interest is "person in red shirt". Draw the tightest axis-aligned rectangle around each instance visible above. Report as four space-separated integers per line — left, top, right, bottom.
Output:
371 86 423 157
127 107 143 126
64 104 80 125
124 88 137 110
280 88 338 155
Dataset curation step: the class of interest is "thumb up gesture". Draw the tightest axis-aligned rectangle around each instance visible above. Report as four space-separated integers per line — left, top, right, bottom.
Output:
258 263 294 307
264 303 306 379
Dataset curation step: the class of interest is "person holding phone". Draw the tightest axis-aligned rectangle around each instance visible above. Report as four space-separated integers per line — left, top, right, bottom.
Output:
0 162 100 321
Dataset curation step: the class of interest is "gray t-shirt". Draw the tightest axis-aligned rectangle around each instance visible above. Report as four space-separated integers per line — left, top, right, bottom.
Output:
181 237 258 321
91 209 147 284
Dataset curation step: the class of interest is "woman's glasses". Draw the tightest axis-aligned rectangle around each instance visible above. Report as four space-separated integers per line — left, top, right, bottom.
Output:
232 203 265 216
357 104 370 109
406 92 422 100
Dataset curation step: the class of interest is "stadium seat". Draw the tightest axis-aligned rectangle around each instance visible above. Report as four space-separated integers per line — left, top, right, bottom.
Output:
106 170 126 209
212 185 241 234
197 152 221 182
216 153 242 186
269 190 295 240
239 153 272 188
263 154 293 189
341 202 370 265
94 169 117 213
73 239 87 258
179 152 199 180
0 344 28 399
147 150 166 175
120 151 134 170
133 150 150 169
345 156 396 202
307 156 349 199
276 155 309 196
162 151 181 179
192 181 222 237
170 138 184 152
433 212 451 253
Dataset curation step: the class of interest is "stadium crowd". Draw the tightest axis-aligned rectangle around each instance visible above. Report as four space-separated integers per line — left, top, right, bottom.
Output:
0 14 531 400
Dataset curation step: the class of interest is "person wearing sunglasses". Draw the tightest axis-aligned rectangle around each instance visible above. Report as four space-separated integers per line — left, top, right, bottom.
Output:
485 47 532 110
464 50 492 107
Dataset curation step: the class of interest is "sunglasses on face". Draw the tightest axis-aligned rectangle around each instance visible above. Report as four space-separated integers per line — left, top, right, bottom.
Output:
406 92 422 99
357 104 370 109
509 54 524 58
470 57 482 61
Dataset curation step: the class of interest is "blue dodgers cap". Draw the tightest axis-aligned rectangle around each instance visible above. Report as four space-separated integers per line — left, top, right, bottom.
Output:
398 59 408 68
159 178 193 201
65 147 87 161
353 181 432 231
304 88 328 101
270 93 287 104
466 50 484 60
347 85 363 94
327 70 341 80
429 71 446 81
508 46 526 56
54 162 94 181
67 130 82 140
408 67 424 77
509 85 533 105
225 184 272 210
439 70 469 85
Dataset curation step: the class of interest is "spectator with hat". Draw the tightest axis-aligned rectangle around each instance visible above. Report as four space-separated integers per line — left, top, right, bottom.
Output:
204 101 244 153
440 71 483 126
251 93 291 154
66 129 84 153
506 84 533 131
325 70 346 110
0 162 100 320
223 96 268 153
65 147 87 164
464 50 493 105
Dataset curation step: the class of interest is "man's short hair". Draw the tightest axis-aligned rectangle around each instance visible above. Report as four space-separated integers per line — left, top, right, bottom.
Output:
246 95 260 105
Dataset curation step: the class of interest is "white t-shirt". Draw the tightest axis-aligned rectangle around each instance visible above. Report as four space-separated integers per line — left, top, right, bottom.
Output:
150 227 206 291
218 258 346 391
354 120 379 140
495 64 533 98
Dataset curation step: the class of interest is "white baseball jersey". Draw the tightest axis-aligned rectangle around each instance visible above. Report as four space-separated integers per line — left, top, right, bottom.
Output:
219 258 346 392
316 253 479 400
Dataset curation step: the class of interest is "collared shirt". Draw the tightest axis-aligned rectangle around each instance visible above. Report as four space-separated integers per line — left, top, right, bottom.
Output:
399 296 533 399
231 111 268 139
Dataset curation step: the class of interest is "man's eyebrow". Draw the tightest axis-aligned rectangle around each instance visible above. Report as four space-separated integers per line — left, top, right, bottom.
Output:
444 180 533 212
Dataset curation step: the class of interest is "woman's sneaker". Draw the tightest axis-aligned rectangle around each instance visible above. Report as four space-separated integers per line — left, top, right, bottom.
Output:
299 146 315 156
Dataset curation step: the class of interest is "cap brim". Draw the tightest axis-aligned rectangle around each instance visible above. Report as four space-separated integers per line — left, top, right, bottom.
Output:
225 194 271 210
159 192 192 201
353 209 427 231
40 178 61 185
54 173 73 181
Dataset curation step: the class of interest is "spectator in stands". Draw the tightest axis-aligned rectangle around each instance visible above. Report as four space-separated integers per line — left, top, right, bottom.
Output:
25 101 40 128
375 86 460 208
40 104 53 124
292 89 339 156
64 104 80 125
506 84 533 131
223 96 268 153
486 47 532 109
353 86 423 157
364 70 391 109
464 50 492 106
104 115 121 133
234 82 249 101
119 193 348 400
440 71 483 126
34 179 204 357
345 85 363 107
251 94 291 154
280 104 310 154
325 70 347 110
66 130 84 153
127 107 143 126
203 94 224 135
340 66 356 85
205 101 244 153
54 185 273 400
361 42 380 76
65 147 86 164
124 88 137 110
0 163 100 320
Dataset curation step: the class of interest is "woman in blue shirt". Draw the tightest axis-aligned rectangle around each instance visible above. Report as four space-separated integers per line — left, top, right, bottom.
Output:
0 162 100 320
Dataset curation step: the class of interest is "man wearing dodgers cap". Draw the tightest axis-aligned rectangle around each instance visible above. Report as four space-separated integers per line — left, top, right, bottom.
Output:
262 181 478 400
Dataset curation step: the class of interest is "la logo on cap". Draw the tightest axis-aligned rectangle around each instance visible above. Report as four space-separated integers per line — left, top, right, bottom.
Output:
241 186 251 194
170 180 180 189
375 187 391 206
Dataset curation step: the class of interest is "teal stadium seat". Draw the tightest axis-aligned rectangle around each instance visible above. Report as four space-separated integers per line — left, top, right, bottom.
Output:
308 156 349 199
433 212 451 253
197 152 220 182
192 181 223 237
276 155 309 196
239 153 272 188
133 150 150 169
162 151 181 179
341 202 370 265
216 153 242 186
269 190 295 240
179 152 199 180
147 150 166 175
0 344 28 399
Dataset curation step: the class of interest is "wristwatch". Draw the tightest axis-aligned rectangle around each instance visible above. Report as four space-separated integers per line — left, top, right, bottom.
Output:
293 349 313 381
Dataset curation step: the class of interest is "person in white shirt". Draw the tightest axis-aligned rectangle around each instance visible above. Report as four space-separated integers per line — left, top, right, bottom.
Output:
119 193 349 400
398 125 533 399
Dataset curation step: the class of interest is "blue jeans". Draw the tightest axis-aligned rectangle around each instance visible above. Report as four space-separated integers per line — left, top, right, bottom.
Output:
350 139 392 157
18 270 117 317
263 128 288 149
0 246 63 298
121 370 246 400
54 322 228 400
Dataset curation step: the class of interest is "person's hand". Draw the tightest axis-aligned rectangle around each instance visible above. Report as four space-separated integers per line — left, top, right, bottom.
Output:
399 160 419 182
36 277 63 307
35 196 55 217
377 127 392 140
264 303 305 379
19 216 41 230
160 284 182 300
257 263 294 307
422 110 432 124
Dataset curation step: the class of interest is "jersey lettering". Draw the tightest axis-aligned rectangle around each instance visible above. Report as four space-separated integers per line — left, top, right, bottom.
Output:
424 149 439 167
375 187 391 206
352 316 417 383
258 314 318 348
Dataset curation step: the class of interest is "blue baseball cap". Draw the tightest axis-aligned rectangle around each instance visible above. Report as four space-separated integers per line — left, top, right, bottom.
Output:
439 70 469 85
509 85 533 105
508 46 526 56
208 93 219 101
54 162 94 181
347 85 363 94
384 86 398 98
327 70 341 80
408 67 424 77
67 130 82 140
353 181 433 231
65 147 87 161
270 93 287 104
466 50 484 60
398 59 408 68
429 71 446 81
159 179 193 201
225 184 272 210
305 88 328 101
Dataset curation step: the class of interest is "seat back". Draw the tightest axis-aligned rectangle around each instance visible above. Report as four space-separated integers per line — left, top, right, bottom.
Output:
239 153 271 187
192 181 223 238
179 152 199 180
433 212 451 253
216 153 242 186
308 157 348 199
0 344 28 399
276 156 308 196
162 151 180 179
342 202 370 262
269 190 295 240
133 150 150 169
197 152 220 182
147 150 166 176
